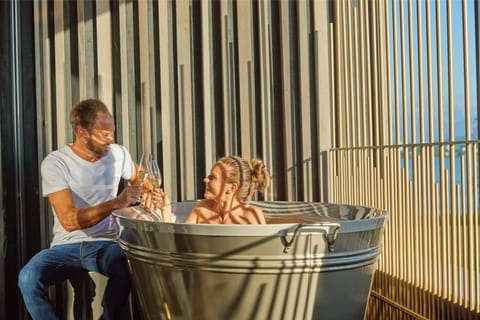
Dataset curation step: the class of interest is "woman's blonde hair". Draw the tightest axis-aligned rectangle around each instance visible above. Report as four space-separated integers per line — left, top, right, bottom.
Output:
217 156 270 201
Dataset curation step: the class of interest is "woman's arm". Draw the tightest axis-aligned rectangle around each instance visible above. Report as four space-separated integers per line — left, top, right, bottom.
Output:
184 207 199 223
143 188 173 222
252 207 267 224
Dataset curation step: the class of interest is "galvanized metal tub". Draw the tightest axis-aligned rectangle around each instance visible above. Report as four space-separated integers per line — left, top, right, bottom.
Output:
113 201 388 320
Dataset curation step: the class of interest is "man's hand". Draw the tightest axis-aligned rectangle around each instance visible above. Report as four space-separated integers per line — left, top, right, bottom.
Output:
117 185 143 207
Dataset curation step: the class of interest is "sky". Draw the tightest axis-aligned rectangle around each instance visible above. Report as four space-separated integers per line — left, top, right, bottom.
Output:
389 0 478 144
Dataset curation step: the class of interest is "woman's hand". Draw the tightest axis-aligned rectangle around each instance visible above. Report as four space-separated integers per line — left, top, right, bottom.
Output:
141 188 173 222
140 188 156 213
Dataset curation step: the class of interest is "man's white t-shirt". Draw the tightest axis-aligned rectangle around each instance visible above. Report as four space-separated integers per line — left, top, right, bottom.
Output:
41 144 135 247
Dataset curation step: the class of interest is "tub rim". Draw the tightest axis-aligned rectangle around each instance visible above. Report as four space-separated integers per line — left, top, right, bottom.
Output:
114 201 388 237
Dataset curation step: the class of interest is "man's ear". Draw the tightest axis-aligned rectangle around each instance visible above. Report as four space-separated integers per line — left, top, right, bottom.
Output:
76 127 90 140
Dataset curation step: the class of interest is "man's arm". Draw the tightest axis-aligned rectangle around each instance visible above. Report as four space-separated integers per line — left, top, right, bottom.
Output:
48 185 142 231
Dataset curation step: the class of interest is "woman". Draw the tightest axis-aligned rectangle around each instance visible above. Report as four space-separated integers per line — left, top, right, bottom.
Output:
148 156 270 224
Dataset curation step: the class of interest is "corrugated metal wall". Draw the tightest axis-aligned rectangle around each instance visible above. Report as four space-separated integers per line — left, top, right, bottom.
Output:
31 0 479 319
33 0 332 204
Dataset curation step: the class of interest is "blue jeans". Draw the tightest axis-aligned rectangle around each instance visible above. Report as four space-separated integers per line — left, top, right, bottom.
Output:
18 241 131 320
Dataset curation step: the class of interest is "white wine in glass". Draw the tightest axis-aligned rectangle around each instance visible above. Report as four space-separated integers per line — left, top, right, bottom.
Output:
137 153 151 204
138 154 150 183
148 159 163 221
148 159 162 188
138 170 148 182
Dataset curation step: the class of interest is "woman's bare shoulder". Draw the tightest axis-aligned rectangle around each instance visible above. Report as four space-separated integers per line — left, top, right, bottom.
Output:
184 200 218 223
195 199 216 209
240 203 266 224
242 203 263 213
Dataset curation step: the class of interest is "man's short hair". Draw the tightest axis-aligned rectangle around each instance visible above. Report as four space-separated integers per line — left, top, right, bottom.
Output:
70 99 110 132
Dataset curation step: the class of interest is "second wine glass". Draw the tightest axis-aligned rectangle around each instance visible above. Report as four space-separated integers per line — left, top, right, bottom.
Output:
148 159 162 188
137 153 151 204
148 159 163 221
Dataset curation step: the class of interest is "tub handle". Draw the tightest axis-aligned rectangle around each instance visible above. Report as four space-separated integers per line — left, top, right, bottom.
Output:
283 223 340 253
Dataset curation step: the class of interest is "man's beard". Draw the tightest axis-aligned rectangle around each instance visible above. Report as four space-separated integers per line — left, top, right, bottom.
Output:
86 138 109 157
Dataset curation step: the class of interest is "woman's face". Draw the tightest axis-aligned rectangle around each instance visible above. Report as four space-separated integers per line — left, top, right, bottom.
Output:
203 163 230 200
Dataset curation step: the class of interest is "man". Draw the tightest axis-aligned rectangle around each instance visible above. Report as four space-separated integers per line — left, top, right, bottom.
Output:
18 98 143 319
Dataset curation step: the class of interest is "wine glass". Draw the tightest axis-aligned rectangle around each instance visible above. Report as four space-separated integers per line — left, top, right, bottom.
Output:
148 159 163 221
137 153 151 204
148 159 162 189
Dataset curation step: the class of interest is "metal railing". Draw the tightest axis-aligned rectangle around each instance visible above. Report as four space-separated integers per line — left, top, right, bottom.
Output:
330 1 479 318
